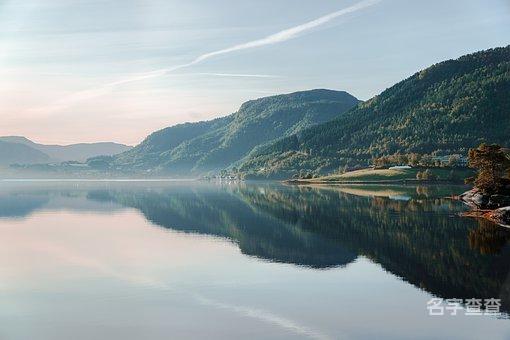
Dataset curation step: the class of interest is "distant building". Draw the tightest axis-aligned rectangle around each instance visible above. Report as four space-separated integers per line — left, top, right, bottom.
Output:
389 165 412 170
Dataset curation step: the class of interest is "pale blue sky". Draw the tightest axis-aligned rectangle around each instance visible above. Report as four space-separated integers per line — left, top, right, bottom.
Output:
1 0 509 145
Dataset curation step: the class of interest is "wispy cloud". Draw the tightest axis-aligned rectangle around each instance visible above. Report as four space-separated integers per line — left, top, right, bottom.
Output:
29 0 381 115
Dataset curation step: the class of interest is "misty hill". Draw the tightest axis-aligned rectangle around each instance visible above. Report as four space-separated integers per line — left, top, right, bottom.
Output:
112 89 360 174
0 136 132 163
0 141 50 165
240 46 510 178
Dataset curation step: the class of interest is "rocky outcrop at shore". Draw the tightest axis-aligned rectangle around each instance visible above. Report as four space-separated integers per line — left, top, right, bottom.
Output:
460 188 510 227
459 188 510 210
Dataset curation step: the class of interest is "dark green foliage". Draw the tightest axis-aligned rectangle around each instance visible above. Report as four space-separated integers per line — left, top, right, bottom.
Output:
241 46 510 177
112 89 359 174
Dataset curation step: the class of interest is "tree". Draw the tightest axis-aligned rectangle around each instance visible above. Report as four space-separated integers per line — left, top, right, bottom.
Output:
467 144 510 194
416 169 437 181
416 171 423 180
409 153 421 166
423 169 437 181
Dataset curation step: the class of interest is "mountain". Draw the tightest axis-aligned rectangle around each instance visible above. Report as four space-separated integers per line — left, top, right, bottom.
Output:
113 116 233 171
0 136 132 162
240 46 510 178
0 141 50 165
112 89 360 174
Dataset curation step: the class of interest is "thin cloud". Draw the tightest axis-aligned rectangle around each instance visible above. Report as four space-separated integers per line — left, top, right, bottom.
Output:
30 0 381 115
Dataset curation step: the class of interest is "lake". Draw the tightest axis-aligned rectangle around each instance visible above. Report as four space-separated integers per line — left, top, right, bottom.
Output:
1 181 510 339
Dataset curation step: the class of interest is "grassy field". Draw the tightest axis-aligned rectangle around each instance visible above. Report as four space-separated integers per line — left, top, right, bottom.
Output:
302 167 474 183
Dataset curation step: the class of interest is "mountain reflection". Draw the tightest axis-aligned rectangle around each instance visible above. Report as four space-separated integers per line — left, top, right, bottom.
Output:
88 185 357 268
1 182 510 311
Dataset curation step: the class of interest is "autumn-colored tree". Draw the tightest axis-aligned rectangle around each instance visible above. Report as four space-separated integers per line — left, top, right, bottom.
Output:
467 144 510 194
408 153 421 166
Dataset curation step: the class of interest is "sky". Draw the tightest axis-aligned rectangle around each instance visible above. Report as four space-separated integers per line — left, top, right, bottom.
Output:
0 0 509 146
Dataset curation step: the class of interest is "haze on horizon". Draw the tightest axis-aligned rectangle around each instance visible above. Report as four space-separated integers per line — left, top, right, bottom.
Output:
1 0 509 146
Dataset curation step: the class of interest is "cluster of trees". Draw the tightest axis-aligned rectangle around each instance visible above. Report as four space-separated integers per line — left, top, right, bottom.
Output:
87 155 114 170
416 169 438 181
240 46 510 177
372 153 465 168
291 171 319 180
467 144 510 194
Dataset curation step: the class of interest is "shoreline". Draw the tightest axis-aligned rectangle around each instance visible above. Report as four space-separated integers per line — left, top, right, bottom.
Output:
458 188 510 228
284 179 464 185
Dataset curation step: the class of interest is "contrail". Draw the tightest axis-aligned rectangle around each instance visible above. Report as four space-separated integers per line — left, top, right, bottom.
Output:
143 0 381 77
29 0 381 115
188 0 381 66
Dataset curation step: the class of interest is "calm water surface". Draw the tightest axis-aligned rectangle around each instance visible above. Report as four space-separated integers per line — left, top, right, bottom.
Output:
1 181 510 340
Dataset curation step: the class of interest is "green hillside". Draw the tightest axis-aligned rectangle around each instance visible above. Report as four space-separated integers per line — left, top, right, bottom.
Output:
240 46 510 178
113 116 232 170
111 89 360 174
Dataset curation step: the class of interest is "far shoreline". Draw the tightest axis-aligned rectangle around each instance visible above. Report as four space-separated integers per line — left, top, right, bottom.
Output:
283 178 465 185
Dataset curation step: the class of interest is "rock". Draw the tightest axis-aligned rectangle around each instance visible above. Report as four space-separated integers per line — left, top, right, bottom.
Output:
488 207 510 227
460 188 488 209
460 188 510 209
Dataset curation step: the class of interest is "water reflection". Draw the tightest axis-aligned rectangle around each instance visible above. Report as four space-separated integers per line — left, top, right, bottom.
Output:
1 182 510 313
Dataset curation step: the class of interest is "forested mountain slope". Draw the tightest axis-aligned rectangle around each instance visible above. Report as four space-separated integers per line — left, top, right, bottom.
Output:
240 46 510 178
112 89 360 174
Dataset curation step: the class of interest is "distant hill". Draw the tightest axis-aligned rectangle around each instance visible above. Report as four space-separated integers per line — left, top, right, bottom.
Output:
240 46 510 178
0 136 132 163
0 141 50 165
112 89 360 174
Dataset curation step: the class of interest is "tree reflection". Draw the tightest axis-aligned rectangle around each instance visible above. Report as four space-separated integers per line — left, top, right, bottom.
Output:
469 220 510 255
